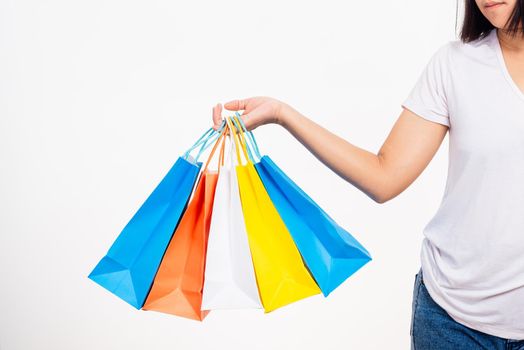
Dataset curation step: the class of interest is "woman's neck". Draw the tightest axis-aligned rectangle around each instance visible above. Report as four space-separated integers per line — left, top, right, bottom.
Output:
496 27 524 54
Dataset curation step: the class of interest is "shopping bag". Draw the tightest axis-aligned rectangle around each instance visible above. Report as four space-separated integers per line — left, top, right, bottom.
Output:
234 113 372 296
88 126 222 309
227 116 321 313
201 132 262 310
141 125 227 321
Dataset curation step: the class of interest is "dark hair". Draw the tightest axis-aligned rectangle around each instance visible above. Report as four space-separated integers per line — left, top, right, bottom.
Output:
459 0 524 42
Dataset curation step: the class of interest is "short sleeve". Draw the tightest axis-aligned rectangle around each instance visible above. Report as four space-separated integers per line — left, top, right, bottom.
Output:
401 43 451 127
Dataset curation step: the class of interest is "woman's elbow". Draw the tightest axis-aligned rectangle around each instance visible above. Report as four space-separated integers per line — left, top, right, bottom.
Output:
368 178 401 204
371 192 389 204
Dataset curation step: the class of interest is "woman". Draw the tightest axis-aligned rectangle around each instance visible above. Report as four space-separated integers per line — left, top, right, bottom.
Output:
212 0 524 348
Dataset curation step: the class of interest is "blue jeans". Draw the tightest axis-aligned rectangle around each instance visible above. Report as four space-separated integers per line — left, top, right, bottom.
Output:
410 267 524 349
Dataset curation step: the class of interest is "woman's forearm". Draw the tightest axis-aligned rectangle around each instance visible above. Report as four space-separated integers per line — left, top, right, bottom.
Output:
277 103 387 203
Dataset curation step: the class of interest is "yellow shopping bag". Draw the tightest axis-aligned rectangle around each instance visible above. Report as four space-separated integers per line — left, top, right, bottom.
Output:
226 116 320 313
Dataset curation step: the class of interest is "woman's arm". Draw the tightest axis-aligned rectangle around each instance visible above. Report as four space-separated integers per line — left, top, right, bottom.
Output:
212 97 448 204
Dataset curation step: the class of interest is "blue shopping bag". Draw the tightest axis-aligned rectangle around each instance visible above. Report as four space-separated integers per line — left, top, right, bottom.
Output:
232 114 372 296
88 124 225 308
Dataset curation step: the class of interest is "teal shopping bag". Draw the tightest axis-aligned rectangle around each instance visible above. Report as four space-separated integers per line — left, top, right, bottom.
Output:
232 114 372 296
88 123 225 308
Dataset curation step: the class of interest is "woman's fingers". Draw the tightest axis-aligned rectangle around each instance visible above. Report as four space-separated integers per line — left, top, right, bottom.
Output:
213 98 261 131
212 103 223 130
235 113 250 131
212 102 250 131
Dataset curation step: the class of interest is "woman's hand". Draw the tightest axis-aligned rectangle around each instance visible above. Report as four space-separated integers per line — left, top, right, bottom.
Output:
212 96 289 131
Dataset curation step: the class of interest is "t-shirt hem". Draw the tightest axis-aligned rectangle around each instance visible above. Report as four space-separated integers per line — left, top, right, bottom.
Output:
421 265 524 341
401 102 450 127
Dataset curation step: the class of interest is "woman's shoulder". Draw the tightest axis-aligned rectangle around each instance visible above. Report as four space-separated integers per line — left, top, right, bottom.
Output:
443 29 498 64
415 29 497 71
414 29 499 88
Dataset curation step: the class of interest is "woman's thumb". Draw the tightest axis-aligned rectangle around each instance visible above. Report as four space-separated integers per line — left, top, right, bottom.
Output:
224 99 248 111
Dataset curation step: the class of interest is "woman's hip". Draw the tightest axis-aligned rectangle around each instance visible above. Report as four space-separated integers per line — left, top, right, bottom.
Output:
409 267 518 350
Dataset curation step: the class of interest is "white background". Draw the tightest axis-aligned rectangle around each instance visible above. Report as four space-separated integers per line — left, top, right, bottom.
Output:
0 1 460 349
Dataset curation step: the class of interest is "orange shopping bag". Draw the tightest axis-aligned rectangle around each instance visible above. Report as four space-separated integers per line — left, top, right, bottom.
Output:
142 125 227 321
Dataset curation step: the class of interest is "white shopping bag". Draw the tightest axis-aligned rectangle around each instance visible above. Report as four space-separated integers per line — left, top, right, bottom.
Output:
201 133 262 310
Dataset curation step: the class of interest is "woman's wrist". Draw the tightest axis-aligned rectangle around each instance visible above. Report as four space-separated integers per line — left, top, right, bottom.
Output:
276 102 298 129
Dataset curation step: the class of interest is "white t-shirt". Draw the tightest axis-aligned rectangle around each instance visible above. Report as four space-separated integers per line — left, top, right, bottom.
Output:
401 28 524 340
